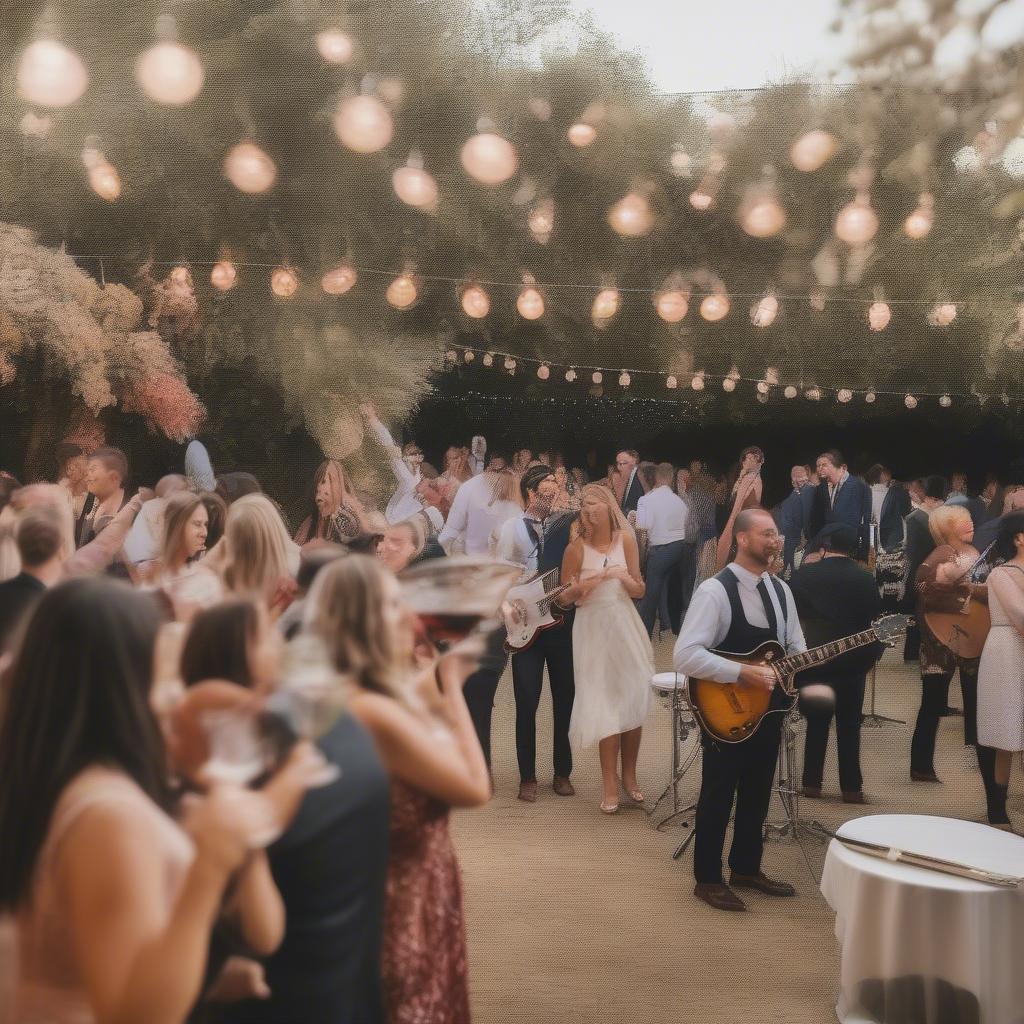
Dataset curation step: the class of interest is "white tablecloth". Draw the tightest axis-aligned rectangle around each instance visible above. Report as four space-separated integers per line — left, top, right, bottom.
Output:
820 814 1024 1024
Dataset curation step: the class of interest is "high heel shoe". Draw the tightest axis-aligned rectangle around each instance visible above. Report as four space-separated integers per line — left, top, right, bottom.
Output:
599 799 619 815
619 778 645 805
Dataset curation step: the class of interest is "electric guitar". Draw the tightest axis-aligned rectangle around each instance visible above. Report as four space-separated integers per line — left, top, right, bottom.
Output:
687 614 911 743
503 568 573 652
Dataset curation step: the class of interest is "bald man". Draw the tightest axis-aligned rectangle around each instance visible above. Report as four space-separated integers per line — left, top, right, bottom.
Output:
777 464 815 572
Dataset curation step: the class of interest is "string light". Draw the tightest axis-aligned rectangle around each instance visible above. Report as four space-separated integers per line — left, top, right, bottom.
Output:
865 390 877 403
805 387 822 401
784 385 798 399
666 375 678 389
482 352 494 367
211 260 237 291
528 200 554 243
223 142 277 194
567 123 597 147
691 372 706 391
940 393 952 407
270 267 298 298
837 388 853 403
739 179 786 238
689 187 714 211
790 129 838 172
751 292 778 327
17 39 88 107
321 265 357 295
460 283 490 318
135 42 204 106
316 29 354 64
592 286 620 324
835 192 879 245
537 364 550 380
655 285 689 323
592 371 603 384
618 371 631 387
670 148 692 177
461 128 518 184
565 367 577 382
608 192 654 237
904 394 918 409
928 302 957 326
765 368 780 386
516 280 544 320
868 300 891 331
334 93 393 154
722 377 737 392
463 350 475 363
504 356 517 373
756 380 770 394
392 155 439 211
904 192 934 239
386 272 418 309
700 293 730 321
88 161 121 201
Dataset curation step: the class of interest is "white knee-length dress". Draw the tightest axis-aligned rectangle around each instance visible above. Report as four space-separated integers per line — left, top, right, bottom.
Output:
978 564 1024 752
569 535 654 749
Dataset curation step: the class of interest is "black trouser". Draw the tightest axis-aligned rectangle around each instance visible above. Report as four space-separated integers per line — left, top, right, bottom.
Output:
463 659 507 769
511 625 574 781
639 540 687 636
800 673 866 794
693 716 783 884
911 665 1009 823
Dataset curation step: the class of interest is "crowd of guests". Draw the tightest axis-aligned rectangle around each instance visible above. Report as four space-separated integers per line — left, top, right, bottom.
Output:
0 413 1022 1012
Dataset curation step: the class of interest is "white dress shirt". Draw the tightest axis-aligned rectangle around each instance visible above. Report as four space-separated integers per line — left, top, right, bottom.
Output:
828 469 850 508
370 419 424 524
635 485 689 545
438 473 521 556
494 515 545 573
673 562 806 684
870 483 888 525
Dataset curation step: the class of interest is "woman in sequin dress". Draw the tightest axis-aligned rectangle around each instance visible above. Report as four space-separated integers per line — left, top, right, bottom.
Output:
304 555 491 1024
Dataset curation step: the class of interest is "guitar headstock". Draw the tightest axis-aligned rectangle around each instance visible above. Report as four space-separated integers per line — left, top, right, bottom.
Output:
871 614 913 647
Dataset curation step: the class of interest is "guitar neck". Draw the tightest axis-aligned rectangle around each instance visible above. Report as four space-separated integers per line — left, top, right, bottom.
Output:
777 628 879 676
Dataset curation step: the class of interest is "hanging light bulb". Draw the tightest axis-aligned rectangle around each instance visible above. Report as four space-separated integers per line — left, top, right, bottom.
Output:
809 288 827 312
666 375 678 389
739 175 787 238
904 394 918 409
691 372 706 391
722 377 737 393
618 371 631 387
670 148 692 177
334 94 393 154
392 155 439 211
316 29 354 64
929 302 957 326
528 199 554 243
565 367 577 382
88 161 121 201
460 128 518 184
567 123 597 147
689 188 714 211
592 371 603 384
805 387 822 401
751 293 778 327
463 350 475 363
608 192 654 237
460 284 490 319
504 357 517 373
868 301 891 331
482 352 494 367
835 192 879 245
223 142 277 194
516 280 544 320
537 364 550 380
17 39 88 107
386 273 418 309
270 267 298 298
757 380 770 395
903 192 934 239
135 42 204 105
210 260 237 291
766 367 780 387
837 388 853 403
865 390 877 404
321 265 357 295
444 350 457 364
790 129 838 172
700 293 730 322
19 112 52 138
939 393 952 407
655 286 689 323
592 287 621 324
784 385 798 399
528 98 552 121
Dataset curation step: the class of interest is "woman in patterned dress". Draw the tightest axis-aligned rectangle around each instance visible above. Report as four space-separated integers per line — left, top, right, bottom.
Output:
293 460 368 546
304 555 490 1024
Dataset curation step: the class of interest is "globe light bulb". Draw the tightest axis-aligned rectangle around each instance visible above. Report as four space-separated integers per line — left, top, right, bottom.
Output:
765 367 780 386
223 142 277 194
740 196 786 238
321 265 357 295
670 149 692 177
386 273 418 309
700 293 730 322
805 387 822 401
89 161 121 201
504 357 517 374
482 352 494 367
567 123 597 147
790 129 838 172
868 301 891 331
666 375 678 389
837 388 853 403
689 189 714 211
460 284 490 319
270 267 298 298
835 192 879 245
592 371 603 384
929 302 957 326
592 287 620 323
865 390 877 404
517 285 544 320
618 371 631 387
940 394 952 408
135 42 204 105
784 385 798 399
17 39 88 108
537 364 550 380
460 131 518 184
691 373 706 391
211 260 237 291
757 380 770 394
463 350 475 363
392 164 438 211
655 289 689 323
903 200 934 239
565 367 577 382
722 377 736 392
334 94 393 154
751 294 778 327
528 200 554 243
608 192 654 237
904 394 918 409
316 29 354 64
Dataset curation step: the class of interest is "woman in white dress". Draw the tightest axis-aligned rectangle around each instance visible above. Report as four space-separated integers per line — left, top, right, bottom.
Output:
560 485 654 814
978 510 1024 791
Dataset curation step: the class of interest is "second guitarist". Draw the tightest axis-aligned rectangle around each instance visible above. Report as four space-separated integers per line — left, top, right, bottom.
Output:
675 508 806 913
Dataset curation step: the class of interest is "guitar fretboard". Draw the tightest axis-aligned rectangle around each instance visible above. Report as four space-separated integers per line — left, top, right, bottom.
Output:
777 629 878 676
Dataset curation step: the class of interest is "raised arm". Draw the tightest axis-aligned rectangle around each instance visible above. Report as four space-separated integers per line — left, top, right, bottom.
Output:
360 404 416 488
64 491 147 577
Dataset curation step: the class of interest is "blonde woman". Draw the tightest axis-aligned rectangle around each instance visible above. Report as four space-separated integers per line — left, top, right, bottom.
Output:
293 460 368 545
560 485 654 813
437 446 473 502
304 555 488 1024
222 494 301 616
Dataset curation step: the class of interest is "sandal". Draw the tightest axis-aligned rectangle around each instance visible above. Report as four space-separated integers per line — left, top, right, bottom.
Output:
600 799 619 815
619 778 645 804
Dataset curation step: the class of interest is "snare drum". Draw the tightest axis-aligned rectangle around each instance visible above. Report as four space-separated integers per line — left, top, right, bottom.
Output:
651 671 687 696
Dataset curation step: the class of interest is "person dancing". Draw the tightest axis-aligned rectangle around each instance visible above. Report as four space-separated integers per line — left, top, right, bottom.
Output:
559 485 653 814
675 509 804 911
715 447 764 571
293 460 368 545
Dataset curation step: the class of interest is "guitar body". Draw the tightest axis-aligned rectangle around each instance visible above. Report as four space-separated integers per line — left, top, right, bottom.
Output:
924 602 991 660
503 573 564 652
687 640 796 744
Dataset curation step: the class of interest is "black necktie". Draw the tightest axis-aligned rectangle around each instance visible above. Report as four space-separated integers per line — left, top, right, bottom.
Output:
756 578 780 643
524 517 544 557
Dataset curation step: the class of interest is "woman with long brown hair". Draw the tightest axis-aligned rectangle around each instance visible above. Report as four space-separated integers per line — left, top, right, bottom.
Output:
560 485 654 814
293 460 368 546
715 446 764 570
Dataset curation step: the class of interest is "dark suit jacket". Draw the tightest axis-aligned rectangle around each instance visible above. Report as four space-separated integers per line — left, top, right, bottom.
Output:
777 484 815 569
808 476 872 549
620 470 644 516
900 508 935 613
0 572 45 652
973 513 1003 555
947 494 986 532
878 485 912 551
790 557 883 681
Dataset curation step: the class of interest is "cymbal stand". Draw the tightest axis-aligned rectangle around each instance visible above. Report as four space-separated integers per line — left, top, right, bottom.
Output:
862 662 904 728
763 707 825 844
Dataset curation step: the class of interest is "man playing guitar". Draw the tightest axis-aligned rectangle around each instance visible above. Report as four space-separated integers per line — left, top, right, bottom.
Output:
674 508 807 912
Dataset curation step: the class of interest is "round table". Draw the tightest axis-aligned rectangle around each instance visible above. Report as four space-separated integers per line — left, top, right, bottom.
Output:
820 814 1024 1024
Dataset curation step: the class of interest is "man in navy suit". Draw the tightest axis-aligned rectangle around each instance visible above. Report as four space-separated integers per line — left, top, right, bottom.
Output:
777 464 816 571
616 449 645 515
808 449 872 558
865 464 912 551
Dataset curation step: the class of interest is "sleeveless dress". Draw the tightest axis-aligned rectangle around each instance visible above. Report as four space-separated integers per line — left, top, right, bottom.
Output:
569 536 654 749
11 766 193 1023
382 777 470 1024
978 565 1024 752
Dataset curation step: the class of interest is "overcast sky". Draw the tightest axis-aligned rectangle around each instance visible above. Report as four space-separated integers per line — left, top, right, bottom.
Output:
565 0 854 93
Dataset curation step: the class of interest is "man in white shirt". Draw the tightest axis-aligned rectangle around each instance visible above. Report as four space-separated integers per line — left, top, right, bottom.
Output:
360 403 425 524
438 463 520 556
674 508 806 912
635 462 689 637
468 436 488 476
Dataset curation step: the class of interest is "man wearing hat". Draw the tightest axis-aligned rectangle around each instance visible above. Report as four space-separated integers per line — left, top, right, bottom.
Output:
789 523 884 804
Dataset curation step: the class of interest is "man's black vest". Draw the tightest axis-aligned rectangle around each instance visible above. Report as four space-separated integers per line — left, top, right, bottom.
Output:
713 567 787 654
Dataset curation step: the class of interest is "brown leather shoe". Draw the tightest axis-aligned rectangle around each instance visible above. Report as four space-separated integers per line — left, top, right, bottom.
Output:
729 871 796 897
802 785 822 798
552 776 575 796
694 883 747 912
517 780 538 803
842 790 868 804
